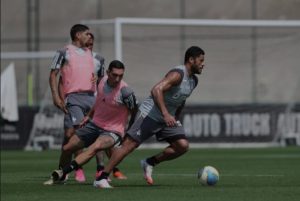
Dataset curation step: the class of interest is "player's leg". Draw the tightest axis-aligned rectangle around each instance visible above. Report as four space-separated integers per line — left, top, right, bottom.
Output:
94 136 138 188
141 124 188 185
60 133 85 167
52 129 121 184
68 93 95 182
95 151 105 178
58 127 75 168
95 114 155 188
105 148 127 180
43 132 85 185
145 138 189 165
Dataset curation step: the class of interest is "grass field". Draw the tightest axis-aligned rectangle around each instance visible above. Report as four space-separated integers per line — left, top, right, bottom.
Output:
1 147 300 201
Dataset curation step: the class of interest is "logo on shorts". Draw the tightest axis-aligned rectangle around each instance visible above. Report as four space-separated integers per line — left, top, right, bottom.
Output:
72 116 77 123
136 130 141 136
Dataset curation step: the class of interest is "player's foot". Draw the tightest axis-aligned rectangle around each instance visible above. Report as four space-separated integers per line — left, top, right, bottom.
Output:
93 179 113 189
140 159 154 185
95 170 103 179
52 169 64 181
75 168 86 183
113 170 127 180
43 178 56 185
43 170 67 185
95 171 112 182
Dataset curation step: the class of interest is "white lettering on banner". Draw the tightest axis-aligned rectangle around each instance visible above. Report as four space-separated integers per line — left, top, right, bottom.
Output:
183 113 221 137
277 113 300 134
1 133 20 140
224 113 270 136
33 113 64 129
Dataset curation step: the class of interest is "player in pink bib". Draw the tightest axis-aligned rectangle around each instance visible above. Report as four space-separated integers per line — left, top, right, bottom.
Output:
46 60 138 185
46 24 103 184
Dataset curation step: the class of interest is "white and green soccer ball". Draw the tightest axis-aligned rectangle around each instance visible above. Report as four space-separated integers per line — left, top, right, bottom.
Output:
198 166 219 186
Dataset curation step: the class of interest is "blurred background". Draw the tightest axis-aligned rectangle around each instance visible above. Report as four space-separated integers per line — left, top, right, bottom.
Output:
1 0 300 105
1 0 300 149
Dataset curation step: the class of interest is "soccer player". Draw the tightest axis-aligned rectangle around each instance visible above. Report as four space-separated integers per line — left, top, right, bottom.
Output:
94 46 205 188
58 32 127 180
45 60 138 186
86 33 127 180
47 24 104 183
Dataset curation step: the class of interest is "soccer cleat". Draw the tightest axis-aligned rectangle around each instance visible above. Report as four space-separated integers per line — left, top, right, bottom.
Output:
43 178 56 185
43 171 67 185
95 171 112 182
52 169 64 181
113 170 127 180
75 168 86 183
93 179 113 189
140 159 154 185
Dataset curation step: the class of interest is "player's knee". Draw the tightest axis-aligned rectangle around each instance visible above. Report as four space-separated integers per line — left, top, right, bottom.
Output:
64 128 75 139
62 144 73 153
176 140 189 154
123 138 138 153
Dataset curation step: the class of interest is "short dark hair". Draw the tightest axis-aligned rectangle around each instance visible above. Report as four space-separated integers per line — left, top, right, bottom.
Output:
70 24 89 41
184 46 205 63
108 60 125 71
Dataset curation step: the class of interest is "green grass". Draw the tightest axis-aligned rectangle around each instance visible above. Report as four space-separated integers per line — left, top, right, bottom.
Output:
1 147 300 201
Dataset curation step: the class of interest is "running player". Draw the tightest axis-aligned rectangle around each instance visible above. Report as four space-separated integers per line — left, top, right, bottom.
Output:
94 46 205 188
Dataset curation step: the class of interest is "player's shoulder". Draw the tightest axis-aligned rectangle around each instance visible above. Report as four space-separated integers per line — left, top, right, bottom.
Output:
55 47 67 57
165 66 185 85
120 85 135 97
93 52 104 61
167 66 184 78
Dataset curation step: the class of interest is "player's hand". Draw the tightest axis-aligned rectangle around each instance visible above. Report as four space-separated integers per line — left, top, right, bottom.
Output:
79 116 90 128
53 97 68 114
91 73 98 83
163 113 177 127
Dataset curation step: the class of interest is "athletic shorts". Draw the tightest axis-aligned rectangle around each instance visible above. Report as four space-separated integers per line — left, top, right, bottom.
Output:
64 92 95 129
75 121 122 147
127 112 186 144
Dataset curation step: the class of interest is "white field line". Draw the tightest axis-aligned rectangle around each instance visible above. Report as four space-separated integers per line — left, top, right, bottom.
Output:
127 173 284 177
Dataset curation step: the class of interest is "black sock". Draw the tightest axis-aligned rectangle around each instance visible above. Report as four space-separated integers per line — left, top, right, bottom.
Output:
62 160 80 175
97 165 104 172
146 156 159 166
96 171 110 181
113 167 119 173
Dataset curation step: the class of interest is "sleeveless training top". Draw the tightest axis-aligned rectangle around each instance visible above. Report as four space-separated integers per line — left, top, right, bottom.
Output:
92 76 129 136
60 44 95 95
139 65 198 123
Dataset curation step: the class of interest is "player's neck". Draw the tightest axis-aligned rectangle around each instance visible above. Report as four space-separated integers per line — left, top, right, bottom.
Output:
184 64 193 77
72 41 84 48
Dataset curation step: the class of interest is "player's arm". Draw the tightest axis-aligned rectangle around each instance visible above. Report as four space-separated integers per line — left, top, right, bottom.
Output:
58 76 64 100
94 54 105 85
121 87 139 129
79 104 95 127
49 50 67 113
151 71 183 127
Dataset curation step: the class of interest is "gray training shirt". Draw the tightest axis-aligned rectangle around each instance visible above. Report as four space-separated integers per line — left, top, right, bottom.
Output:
139 65 198 123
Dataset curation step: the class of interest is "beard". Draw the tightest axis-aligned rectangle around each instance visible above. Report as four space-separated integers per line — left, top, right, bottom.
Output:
191 64 202 74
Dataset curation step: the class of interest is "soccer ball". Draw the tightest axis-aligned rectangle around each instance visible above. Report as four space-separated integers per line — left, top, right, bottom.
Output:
198 166 219 186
